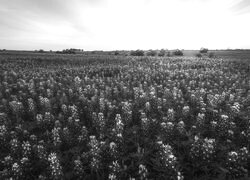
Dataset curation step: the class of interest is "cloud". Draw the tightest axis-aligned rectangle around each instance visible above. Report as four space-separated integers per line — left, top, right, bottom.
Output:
230 0 250 14
0 0 250 50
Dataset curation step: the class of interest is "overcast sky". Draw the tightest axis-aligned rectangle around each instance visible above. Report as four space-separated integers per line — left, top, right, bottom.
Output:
0 0 250 50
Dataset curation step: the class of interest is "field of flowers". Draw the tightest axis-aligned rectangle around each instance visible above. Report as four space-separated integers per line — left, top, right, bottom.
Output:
0 54 249 179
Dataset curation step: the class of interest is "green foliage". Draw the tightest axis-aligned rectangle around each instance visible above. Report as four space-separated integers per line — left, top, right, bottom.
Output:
200 48 208 53
173 49 183 56
158 49 166 57
130 49 144 56
146 50 157 56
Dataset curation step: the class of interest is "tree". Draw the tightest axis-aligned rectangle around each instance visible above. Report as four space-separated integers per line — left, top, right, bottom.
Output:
130 50 144 56
158 49 166 57
200 48 208 53
173 49 183 56
146 50 157 56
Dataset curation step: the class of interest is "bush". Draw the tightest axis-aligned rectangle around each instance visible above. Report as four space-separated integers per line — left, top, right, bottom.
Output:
130 50 144 56
200 48 208 53
114 51 120 55
38 49 45 53
173 49 183 56
146 50 157 56
158 49 166 57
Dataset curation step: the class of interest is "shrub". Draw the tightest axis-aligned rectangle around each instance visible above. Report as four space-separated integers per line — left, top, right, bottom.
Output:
130 50 144 56
38 49 45 53
173 49 183 56
200 48 208 53
146 50 157 56
158 49 166 57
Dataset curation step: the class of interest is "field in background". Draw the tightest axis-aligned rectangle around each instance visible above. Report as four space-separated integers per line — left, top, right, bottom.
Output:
1 49 250 62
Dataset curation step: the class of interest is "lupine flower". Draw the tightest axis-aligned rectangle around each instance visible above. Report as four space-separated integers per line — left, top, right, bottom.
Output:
48 152 63 179
36 114 43 124
98 112 105 138
52 127 61 147
176 121 185 134
112 114 124 141
141 112 149 131
167 109 175 122
109 160 120 180
99 97 105 112
44 112 52 123
61 104 68 114
9 101 23 114
89 135 101 170
10 138 19 153
157 141 177 170
182 105 190 116
139 164 148 180
12 162 22 177
196 113 205 129
27 98 35 113
78 126 88 143
74 158 84 177
22 141 31 157
190 136 216 162
3 155 13 167
36 143 47 160
231 102 240 114
226 147 249 177
0 125 7 142
44 97 51 111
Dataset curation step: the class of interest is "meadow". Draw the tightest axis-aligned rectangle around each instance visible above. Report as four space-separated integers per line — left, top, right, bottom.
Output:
0 51 249 179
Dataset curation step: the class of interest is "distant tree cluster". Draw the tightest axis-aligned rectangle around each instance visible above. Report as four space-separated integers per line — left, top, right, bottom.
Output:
130 50 144 56
129 49 184 57
200 48 208 53
55 49 83 54
173 49 183 56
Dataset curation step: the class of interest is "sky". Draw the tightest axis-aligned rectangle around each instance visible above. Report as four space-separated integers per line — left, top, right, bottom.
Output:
0 0 250 51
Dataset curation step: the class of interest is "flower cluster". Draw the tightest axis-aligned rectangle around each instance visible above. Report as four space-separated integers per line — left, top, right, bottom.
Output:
0 54 249 179
48 152 63 179
190 136 216 162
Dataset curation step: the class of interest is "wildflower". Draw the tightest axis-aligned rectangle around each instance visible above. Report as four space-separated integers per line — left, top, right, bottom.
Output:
182 105 190 116
141 112 149 131
89 135 101 170
48 152 63 179
74 158 84 177
167 109 175 122
0 125 7 142
22 141 31 157
12 162 22 177
27 98 35 112
36 114 43 124
36 143 47 160
78 126 88 143
109 160 120 180
176 121 185 134
10 138 19 153
112 114 124 141
196 113 205 129
52 127 61 147
139 164 148 180
190 136 216 162
158 142 177 170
